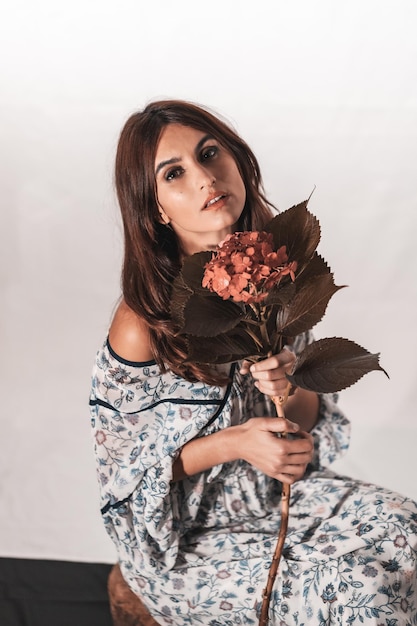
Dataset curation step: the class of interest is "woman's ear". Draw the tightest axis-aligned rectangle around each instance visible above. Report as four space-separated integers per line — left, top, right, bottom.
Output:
158 207 171 225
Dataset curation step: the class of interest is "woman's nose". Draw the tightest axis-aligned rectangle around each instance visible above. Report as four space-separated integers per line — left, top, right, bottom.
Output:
195 163 216 189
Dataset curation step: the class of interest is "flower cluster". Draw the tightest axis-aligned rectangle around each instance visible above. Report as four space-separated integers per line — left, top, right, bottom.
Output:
202 231 297 304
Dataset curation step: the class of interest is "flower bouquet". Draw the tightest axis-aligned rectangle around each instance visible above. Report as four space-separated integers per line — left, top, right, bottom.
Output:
170 200 387 624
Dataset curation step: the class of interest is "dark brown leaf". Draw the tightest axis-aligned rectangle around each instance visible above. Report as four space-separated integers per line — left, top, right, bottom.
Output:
263 282 296 307
181 294 245 337
287 337 389 392
170 274 195 328
264 201 321 270
181 251 213 293
186 327 264 364
277 274 345 336
296 252 332 283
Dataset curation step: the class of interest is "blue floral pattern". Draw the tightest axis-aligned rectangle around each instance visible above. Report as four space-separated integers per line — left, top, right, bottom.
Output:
90 332 417 624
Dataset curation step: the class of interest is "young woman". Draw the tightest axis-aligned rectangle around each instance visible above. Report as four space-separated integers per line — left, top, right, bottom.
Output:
90 100 417 625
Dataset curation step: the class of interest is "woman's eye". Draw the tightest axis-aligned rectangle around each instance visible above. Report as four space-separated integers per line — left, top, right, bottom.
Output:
165 167 184 181
201 146 218 160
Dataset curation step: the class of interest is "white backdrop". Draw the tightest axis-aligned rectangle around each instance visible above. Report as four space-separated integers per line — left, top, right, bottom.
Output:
1 1 416 564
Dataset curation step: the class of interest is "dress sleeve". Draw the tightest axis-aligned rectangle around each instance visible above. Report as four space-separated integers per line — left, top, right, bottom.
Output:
292 331 351 469
89 339 233 574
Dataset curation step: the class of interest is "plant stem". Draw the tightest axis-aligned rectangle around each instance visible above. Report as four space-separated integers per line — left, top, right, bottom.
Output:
242 324 264 350
259 311 272 354
243 308 272 354
258 384 292 626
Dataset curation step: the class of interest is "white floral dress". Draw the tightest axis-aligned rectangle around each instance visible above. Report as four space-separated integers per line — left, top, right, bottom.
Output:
89 332 417 625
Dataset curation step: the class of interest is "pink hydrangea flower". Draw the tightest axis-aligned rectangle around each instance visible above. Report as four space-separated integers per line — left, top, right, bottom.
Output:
202 231 297 304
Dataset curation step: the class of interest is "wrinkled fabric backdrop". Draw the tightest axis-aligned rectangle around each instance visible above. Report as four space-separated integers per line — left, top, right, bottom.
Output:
1 0 416 565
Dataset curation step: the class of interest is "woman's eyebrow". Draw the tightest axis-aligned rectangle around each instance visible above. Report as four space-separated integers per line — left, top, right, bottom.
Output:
195 134 214 154
155 156 179 176
155 134 214 176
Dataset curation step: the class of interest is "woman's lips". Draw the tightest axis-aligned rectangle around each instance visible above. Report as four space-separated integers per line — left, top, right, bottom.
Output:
202 193 228 210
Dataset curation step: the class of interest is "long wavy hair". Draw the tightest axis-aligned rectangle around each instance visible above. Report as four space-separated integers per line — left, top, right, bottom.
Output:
115 99 275 385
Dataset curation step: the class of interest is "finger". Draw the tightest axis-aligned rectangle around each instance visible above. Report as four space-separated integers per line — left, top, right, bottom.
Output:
285 451 313 465
272 431 314 457
249 355 280 373
276 470 306 485
279 462 309 475
251 348 295 373
276 441 314 460
278 460 311 479
252 369 285 383
285 431 314 451
252 366 293 384
259 417 300 434
288 430 314 444
239 359 253 375
254 379 291 395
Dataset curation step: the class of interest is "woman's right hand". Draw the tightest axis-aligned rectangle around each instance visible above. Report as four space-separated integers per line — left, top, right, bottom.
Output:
173 415 314 483
234 417 314 484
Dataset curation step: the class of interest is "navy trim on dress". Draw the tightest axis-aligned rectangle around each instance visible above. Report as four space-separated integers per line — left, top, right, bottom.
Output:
89 396 224 414
106 337 157 367
101 494 132 515
90 363 236 415
200 362 236 432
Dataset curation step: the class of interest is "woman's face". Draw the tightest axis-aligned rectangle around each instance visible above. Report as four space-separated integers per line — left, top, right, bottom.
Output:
154 124 246 255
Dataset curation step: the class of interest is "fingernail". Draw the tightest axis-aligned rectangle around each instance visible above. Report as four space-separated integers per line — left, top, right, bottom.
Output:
289 420 300 430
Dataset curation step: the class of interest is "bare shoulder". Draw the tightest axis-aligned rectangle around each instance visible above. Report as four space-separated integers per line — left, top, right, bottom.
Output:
108 300 154 362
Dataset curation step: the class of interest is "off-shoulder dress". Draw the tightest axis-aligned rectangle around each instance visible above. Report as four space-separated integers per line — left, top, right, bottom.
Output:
89 331 417 625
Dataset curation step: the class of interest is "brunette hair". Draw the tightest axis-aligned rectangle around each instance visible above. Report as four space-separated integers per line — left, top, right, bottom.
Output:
115 99 275 384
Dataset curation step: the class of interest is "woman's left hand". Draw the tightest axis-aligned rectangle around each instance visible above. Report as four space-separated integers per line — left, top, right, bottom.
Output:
240 348 295 398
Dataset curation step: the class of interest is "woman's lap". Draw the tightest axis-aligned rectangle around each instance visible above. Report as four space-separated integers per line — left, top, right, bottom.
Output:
125 472 417 625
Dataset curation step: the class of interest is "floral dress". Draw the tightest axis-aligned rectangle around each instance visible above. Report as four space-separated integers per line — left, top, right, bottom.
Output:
89 332 417 625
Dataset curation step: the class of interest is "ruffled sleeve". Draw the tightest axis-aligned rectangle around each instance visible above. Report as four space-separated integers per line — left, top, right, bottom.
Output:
89 339 233 574
292 331 351 469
